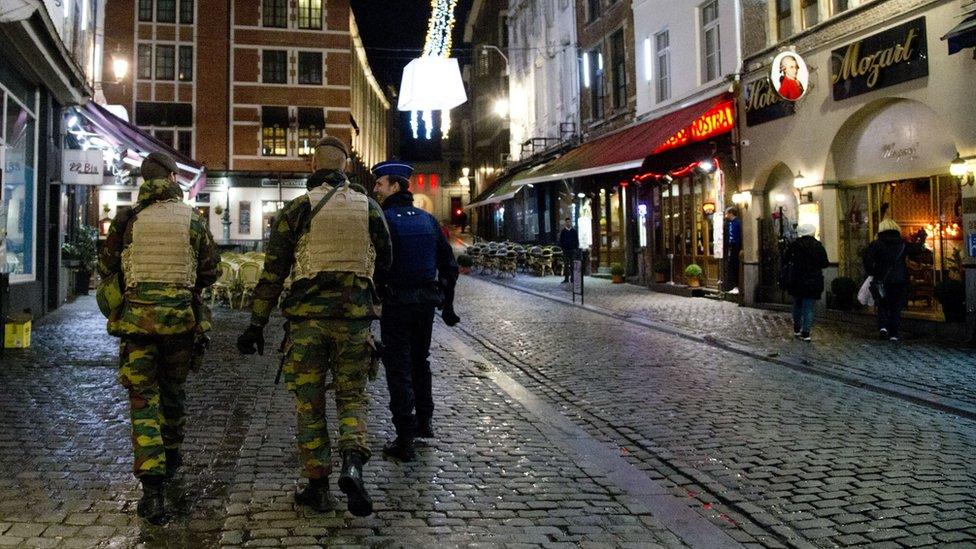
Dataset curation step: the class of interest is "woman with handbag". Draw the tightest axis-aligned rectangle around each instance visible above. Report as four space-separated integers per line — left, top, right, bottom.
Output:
863 218 927 341
782 224 829 341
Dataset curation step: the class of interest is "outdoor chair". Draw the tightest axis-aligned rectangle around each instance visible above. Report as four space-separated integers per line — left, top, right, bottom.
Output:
237 261 263 309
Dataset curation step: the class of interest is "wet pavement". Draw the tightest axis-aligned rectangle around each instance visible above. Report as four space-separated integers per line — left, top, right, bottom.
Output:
0 275 973 548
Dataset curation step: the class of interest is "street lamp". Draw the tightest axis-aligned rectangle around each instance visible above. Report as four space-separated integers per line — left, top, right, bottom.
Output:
112 56 128 83
221 181 231 242
479 44 509 75
493 98 509 118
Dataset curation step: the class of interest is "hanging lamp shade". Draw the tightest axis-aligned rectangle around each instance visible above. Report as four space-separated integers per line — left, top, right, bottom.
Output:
397 57 467 112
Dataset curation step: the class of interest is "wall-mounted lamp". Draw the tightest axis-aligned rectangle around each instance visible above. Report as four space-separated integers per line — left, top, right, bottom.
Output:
950 154 975 185
793 171 809 189
701 201 716 215
731 191 750 209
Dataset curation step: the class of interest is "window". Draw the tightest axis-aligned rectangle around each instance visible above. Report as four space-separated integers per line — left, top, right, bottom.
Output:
298 52 322 85
3 93 37 280
587 0 600 21
802 0 819 28
701 1 721 82
177 130 192 156
610 30 626 109
155 45 175 80
136 102 193 126
137 44 152 79
262 0 287 28
832 0 849 14
776 0 793 39
180 0 194 23
262 50 287 83
139 0 153 21
178 46 193 81
156 0 176 22
154 129 175 146
655 30 671 102
589 48 604 120
261 106 288 156
297 108 324 156
298 0 322 29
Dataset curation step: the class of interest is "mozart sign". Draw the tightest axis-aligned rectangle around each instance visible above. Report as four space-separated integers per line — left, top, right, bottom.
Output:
830 17 928 101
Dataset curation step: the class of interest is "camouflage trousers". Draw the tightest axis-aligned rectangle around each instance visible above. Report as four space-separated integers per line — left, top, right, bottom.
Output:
118 336 193 478
283 319 372 479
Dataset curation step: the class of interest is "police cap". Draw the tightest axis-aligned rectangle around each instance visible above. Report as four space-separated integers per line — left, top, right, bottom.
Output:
371 160 414 180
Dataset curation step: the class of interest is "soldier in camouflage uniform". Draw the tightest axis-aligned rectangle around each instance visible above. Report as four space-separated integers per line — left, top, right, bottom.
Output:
97 152 218 524
237 136 391 517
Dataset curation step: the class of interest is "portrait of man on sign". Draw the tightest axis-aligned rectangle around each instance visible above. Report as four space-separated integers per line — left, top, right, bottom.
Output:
771 52 809 102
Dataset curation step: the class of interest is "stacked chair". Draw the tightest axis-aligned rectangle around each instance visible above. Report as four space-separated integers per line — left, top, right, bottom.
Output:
210 251 266 308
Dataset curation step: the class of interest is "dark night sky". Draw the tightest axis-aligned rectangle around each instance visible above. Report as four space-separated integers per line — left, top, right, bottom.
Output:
351 0 474 161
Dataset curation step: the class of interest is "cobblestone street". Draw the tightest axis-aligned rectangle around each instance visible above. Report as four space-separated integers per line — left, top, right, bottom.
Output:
0 275 974 548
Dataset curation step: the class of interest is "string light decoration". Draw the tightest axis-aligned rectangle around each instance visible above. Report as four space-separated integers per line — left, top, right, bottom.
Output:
398 0 467 140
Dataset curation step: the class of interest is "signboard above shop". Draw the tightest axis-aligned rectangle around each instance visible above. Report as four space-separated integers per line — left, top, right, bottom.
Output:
62 149 104 185
831 17 929 101
653 100 735 154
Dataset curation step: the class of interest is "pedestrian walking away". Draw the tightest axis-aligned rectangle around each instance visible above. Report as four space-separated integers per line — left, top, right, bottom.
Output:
781 224 828 341
96 152 218 524
372 160 460 462
558 217 580 283
236 136 392 517
724 207 742 293
863 218 930 342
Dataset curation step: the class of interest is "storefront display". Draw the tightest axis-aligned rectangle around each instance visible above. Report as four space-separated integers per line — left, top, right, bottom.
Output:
2 89 37 281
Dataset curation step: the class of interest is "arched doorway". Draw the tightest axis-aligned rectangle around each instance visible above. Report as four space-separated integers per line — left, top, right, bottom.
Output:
757 163 798 305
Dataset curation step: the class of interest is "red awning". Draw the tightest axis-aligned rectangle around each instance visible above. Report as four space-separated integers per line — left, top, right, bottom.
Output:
514 93 732 186
77 101 207 197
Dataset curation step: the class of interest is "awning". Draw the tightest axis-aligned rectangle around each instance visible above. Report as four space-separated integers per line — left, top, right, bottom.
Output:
509 159 556 187
464 177 526 209
77 101 206 197
942 12 976 55
515 93 732 186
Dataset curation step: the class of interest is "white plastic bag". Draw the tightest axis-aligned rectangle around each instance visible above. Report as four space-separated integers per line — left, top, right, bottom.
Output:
857 276 875 306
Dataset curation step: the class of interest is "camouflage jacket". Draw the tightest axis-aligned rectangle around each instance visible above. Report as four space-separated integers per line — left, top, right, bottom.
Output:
98 178 219 337
249 170 392 328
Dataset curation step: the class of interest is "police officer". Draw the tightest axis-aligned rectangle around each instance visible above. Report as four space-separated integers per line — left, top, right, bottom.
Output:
237 136 391 517
371 160 459 462
97 152 218 524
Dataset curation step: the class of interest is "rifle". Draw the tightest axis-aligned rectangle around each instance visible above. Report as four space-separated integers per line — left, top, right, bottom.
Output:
274 321 290 384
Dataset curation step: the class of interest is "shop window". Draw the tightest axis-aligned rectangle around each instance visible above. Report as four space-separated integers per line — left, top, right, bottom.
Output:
298 0 322 29
701 0 721 82
776 0 793 40
180 0 194 24
654 30 671 102
589 48 604 120
139 0 153 22
3 93 37 280
239 202 251 235
156 0 176 23
262 0 287 28
802 0 819 28
262 50 287 84
298 52 322 85
297 107 324 156
137 44 152 79
155 45 175 80
610 30 627 109
261 106 288 156
178 46 193 82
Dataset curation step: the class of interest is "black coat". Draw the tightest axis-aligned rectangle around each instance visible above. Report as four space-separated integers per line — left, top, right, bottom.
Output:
863 230 929 287
558 227 579 251
783 236 829 299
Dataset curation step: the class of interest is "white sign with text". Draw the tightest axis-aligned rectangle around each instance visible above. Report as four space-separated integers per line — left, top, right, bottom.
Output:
63 149 104 185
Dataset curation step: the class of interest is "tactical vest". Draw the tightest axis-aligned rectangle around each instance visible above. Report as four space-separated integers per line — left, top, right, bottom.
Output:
385 205 439 285
122 200 196 288
292 183 375 281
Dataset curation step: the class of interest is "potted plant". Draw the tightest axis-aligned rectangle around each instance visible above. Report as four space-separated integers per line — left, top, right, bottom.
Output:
457 254 474 274
684 263 703 287
65 225 98 295
652 258 670 283
934 279 966 323
830 276 858 311
610 262 625 283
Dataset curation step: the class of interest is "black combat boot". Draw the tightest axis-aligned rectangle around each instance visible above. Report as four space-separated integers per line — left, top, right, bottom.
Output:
294 477 337 513
382 436 416 461
416 418 434 439
136 476 166 525
164 449 182 478
337 451 373 517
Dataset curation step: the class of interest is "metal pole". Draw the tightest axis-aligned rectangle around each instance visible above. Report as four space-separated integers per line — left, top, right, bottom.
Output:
0 273 8 355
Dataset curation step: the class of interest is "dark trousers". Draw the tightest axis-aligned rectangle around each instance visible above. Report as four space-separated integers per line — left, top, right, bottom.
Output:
380 303 436 438
725 244 741 290
876 284 908 338
562 250 577 281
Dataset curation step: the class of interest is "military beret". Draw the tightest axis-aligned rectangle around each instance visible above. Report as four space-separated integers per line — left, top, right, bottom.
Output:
141 151 179 180
371 160 414 180
315 136 348 157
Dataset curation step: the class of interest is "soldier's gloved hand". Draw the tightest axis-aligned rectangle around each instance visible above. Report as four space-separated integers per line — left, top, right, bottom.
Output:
237 324 265 355
442 307 461 327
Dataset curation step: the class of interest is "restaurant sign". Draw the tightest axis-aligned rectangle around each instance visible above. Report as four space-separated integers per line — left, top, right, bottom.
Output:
653 100 735 154
743 76 796 127
830 17 928 101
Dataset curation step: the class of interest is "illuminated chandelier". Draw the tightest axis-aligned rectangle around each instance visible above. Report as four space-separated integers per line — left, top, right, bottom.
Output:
398 0 467 140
